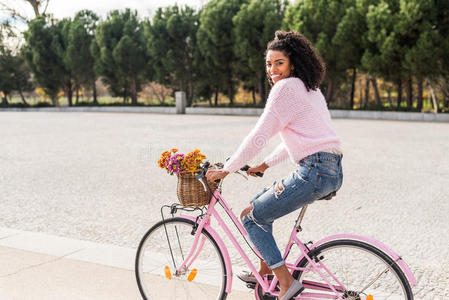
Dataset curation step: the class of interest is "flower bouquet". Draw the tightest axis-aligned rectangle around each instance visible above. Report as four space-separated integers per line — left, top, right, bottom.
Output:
158 148 206 175
158 148 216 206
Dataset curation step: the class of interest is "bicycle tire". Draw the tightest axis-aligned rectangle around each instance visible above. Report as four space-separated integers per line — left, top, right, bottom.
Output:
293 239 414 300
135 217 228 300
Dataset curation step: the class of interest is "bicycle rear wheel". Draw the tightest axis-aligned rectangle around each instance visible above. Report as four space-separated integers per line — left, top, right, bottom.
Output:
135 217 227 300
293 239 413 300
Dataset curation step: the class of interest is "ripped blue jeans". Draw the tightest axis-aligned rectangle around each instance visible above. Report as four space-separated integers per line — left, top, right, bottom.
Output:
241 152 343 269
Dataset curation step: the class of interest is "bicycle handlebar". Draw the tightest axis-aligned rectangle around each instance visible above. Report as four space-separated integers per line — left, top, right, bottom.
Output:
239 165 264 177
195 161 263 183
195 161 264 192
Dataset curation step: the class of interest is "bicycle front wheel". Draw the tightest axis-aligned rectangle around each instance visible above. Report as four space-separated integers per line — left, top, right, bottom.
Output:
135 217 227 300
294 239 413 300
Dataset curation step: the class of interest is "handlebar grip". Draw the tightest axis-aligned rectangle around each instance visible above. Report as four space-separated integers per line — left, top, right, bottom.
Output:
240 165 264 177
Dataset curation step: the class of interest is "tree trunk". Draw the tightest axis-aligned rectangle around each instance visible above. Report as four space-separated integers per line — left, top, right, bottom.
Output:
364 77 370 108
19 90 28 105
66 83 73 107
371 77 382 106
428 81 438 113
359 81 363 109
397 79 402 108
227 78 234 105
417 78 423 112
214 86 219 106
130 77 137 105
349 68 356 109
326 79 334 104
187 79 193 107
75 86 79 105
251 88 256 105
259 73 267 104
123 85 128 104
92 79 98 104
207 94 212 106
405 77 413 109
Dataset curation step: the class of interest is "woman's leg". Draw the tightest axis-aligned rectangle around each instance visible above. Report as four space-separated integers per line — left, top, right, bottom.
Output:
259 259 272 276
272 265 294 299
241 170 317 296
241 206 272 278
242 206 298 297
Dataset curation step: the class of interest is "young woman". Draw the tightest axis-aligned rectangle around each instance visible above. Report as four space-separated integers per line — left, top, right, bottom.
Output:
206 30 343 300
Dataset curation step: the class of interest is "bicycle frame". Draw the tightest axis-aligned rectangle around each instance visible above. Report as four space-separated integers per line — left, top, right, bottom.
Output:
174 189 417 299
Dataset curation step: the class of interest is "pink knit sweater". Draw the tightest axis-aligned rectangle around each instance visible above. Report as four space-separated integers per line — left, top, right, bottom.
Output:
223 77 341 173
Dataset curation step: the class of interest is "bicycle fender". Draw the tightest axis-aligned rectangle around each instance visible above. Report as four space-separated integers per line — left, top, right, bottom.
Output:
307 234 417 286
179 214 233 293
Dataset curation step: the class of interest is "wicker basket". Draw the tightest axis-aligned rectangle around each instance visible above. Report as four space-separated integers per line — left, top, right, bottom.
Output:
176 172 218 207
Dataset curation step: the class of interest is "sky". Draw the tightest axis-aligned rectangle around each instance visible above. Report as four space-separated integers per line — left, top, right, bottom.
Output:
1 0 207 24
45 0 207 19
0 0 207 48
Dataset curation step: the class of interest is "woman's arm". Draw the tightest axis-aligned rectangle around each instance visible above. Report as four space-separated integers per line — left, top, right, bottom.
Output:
223 110 284 173
263 142 289 167
223 79 296 174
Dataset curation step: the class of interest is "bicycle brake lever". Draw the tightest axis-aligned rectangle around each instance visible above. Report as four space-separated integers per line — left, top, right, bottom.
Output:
197 177 208 192
240 165 264 177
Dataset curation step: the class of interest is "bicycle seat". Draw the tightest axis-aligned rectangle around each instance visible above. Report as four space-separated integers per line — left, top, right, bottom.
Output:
318 191 336 201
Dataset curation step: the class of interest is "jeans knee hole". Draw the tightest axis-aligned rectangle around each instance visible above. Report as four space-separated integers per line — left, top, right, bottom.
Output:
240 205 254 220
274 181 285 199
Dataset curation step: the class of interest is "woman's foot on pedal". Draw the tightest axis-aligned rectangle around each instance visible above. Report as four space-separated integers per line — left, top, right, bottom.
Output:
278 280 304 300
236 271 257 284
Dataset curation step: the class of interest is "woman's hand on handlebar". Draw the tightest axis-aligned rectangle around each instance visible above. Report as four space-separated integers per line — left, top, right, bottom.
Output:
246 162 269 177
206 169 229 182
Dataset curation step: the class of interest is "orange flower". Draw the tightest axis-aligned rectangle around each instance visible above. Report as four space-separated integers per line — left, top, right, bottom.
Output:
182 149 206 173
158 148 206 174
158 150 172 169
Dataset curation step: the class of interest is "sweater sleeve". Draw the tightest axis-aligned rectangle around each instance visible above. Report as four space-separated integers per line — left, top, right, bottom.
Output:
263 142 289 167
223 106 285 174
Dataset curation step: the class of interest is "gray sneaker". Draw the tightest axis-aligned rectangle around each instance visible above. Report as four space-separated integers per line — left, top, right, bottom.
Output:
236 271 257 284
279 280 304 300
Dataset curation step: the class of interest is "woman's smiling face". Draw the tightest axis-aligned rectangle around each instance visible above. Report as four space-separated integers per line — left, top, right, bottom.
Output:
266 50 293 84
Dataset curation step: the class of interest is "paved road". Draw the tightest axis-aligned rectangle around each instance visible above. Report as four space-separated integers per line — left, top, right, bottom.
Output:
0 112 448 299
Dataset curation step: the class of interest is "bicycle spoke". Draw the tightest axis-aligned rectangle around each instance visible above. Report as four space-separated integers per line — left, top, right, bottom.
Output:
136 218 227 300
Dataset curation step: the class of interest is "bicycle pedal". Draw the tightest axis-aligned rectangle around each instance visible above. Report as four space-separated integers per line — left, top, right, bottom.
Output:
263 292 277 299
246 282 256 289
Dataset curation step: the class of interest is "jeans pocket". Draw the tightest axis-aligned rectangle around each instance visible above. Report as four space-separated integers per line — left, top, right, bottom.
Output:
316 161 340 177
295 164 311 182
315 172 339 199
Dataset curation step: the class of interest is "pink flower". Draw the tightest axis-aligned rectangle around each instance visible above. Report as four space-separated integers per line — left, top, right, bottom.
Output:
166 153 184 175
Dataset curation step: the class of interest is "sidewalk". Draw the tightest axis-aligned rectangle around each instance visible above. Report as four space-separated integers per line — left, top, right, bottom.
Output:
0 245 140 299
0 227 253 299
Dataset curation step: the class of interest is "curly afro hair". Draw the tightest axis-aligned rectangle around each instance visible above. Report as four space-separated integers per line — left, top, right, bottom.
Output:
265 30 325 91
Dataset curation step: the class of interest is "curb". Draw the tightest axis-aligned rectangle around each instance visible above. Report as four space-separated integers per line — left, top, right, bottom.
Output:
1 106 448 122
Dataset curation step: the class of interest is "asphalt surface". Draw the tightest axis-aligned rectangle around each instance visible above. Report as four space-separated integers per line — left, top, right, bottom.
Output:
0 112 448 299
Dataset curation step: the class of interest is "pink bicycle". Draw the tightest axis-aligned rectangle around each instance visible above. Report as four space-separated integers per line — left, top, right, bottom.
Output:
135 162 417 299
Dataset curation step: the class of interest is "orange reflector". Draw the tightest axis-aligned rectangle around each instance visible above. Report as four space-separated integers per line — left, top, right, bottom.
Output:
187 268 197 282
164 266 172 280
366 295 373 300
